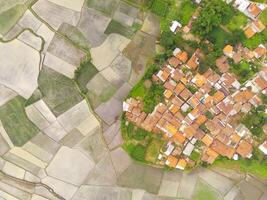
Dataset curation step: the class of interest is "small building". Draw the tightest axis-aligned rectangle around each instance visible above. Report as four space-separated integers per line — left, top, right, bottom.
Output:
170 21 182 33
259 141 267 155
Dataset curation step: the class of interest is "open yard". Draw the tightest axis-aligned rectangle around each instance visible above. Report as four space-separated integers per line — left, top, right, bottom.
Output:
0 96 39 146
145 138 164 163
38 67 83 116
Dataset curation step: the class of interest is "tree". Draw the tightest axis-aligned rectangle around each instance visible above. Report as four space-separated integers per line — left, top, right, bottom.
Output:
192 0 233 38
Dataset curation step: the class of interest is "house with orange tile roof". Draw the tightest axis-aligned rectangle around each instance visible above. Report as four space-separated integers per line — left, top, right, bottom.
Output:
236 140 253 158
211 139 235 159
164 89 173 99
173 48 188 63
246 3 263 18
165 155 178 168
168 57 182 68
186 49 200 69
174 82 185 95
201 134 213 147
254 44 267 58
244 20 266 38
244 26 257 38
223 45 234 58
202 148 219 164
191 73 206 87
176 158 187 170
179 88 192 101
173 132 186 145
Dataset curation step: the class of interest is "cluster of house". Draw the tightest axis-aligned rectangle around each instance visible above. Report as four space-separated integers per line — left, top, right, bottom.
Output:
123 46 267 170
173 0 267 39
223 0 266 38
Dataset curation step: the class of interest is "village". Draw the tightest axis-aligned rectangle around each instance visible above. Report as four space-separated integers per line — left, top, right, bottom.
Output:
122 0 267 170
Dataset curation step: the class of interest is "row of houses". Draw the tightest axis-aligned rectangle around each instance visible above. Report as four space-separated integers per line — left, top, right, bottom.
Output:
123 46 267 170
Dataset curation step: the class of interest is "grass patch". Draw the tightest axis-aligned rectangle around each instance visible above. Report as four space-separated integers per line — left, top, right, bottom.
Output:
226 12 247 31
124 143 147 162
190 150 201 162
207 27 233 50
38 67 83 116
243 29 267 49
260 9 267 25
177 0 197 26
193 180 222 200
230 60 259 83
150 0 170 17
74 58 98 94
0 96 39 146
105 20 134 38
145 138 164 163
213 158 267 179
0 4 26 35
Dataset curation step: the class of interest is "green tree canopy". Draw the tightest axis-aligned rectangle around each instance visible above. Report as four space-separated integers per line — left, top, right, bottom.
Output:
192 0 234 38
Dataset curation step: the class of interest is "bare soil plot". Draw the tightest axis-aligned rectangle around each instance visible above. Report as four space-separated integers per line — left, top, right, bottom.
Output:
192 180 223 200
84 153 117 186
117 162 163 194
77 130 107 163
58 23 90 51
100 66 125 88
0 39 40 99
44 52 77 78
86 73 117 108
95 97 122 125
57 100 99 134
36 23 55 52
48 34 85 66
46 146 95 186
47 0 84 12
38 67 82 116
86 0 119 16
0 96 39 147
78 8 111 47
72 185 132 200
123 31 156 84
18 30 43 51
91 33 130 71
18 10 42 32
41 176 78 200
104 20 134 38
0 4 26 35
32 0 80 30
198 168 234 196
141 13 160 37
113 1 139 26
0 84 17 107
